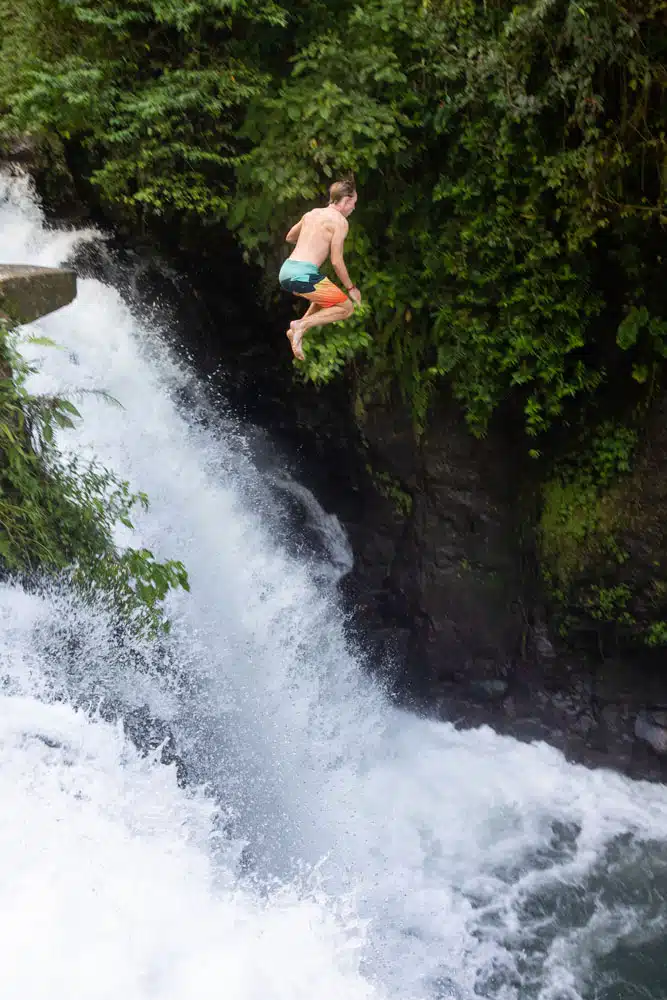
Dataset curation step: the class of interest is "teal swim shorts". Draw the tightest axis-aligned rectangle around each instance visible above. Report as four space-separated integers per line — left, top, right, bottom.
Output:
279 258 348 307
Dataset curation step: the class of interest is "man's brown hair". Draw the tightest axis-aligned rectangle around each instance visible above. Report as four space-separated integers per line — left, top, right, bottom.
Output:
329 177 356 203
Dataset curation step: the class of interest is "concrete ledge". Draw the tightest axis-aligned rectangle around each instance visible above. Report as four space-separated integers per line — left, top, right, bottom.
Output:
0 264 77 324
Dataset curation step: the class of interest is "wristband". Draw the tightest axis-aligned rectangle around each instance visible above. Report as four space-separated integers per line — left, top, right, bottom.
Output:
347 284 357 291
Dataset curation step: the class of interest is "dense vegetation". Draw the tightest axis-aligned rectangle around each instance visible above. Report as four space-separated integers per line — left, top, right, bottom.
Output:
0 316 188 633
3 0 667 434
3 0 667 647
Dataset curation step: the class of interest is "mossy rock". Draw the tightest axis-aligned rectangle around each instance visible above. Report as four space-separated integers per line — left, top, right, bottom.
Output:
539 408 667 649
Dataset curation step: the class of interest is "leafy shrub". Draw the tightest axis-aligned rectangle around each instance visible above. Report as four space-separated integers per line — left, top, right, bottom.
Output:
0 315 189 634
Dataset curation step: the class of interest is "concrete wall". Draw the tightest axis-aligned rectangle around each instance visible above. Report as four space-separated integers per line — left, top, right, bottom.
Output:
0 264 76 324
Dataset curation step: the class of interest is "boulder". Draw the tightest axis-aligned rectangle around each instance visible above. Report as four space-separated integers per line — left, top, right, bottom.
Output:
0 264 76 324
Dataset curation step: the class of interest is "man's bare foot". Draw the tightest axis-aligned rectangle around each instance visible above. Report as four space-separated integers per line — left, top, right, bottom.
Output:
286 321 306 361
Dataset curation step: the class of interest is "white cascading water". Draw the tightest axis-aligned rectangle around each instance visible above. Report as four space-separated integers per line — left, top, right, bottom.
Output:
3 171 667 1000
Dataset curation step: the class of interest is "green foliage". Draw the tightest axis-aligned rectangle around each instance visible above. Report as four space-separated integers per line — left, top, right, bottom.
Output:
581 584 635 627
0 316 189 634
585 421 638 484
231 0 667 436
616 306 667 385
539 419 638 583
645 620 667 648
4 0 667 438
539 420 637 585
534 416 667 649
539 476 625 591
297 302 373 383
0 0 282 222
364 463 412 518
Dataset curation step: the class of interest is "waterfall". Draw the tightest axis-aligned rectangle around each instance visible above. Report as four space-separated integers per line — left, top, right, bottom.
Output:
2 170 667 1000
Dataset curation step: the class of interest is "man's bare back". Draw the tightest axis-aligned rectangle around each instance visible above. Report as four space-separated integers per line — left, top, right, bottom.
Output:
289 207 347 269
278 178 361 361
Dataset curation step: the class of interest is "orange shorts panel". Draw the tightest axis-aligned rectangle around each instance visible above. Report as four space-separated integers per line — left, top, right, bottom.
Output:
299 276 348 308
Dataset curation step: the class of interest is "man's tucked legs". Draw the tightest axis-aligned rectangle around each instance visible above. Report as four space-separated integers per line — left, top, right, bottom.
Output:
286 298 354 360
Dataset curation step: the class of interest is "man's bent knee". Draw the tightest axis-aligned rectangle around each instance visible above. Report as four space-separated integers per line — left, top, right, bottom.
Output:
342 298 354 319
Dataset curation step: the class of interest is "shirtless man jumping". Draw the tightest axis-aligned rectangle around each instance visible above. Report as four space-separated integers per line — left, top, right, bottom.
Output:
279 178 362 360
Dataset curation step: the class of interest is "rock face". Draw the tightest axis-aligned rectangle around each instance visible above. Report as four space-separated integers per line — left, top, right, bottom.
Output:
0 264 77 324
344 391 528 695
340 386 667 783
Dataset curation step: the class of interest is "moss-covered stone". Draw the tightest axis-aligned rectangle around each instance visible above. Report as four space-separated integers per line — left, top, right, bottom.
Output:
539 406 667 649
0 264 76 324
539 477 624 590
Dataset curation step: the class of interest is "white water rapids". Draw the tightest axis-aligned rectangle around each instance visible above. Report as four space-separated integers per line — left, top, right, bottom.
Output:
2 172 667 1000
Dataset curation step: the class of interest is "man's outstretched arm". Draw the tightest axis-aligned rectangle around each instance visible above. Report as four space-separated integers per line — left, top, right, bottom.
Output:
330 220 353 290
330 219 361 301
285 217 303 243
